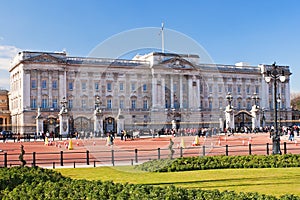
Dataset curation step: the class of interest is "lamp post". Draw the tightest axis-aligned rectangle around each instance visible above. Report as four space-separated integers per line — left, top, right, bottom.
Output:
252 93 260 108
277 94 281 131
226 92 233 109
251 93 260 132
94 96 103 136
264 62 286 155
261 107 265 129
225 92 234 132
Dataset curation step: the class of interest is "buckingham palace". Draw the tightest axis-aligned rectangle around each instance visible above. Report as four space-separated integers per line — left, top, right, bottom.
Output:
8 51 292 135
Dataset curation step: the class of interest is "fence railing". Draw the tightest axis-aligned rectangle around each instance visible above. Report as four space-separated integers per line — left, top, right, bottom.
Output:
1 141 299 168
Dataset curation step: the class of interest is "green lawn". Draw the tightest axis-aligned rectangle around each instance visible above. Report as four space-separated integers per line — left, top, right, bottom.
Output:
56 166 300 197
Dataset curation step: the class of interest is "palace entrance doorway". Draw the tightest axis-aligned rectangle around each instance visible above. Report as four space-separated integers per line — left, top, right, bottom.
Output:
234 110 253 132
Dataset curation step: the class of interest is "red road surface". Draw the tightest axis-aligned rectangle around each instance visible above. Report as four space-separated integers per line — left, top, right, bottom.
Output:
0 133 299 168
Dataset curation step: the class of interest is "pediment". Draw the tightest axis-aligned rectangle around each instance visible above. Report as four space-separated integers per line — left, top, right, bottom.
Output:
160 57 195 69
25 54 65 64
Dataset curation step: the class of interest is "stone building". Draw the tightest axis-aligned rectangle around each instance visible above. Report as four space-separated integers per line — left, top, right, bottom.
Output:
0 89 11 132
9 51 292 135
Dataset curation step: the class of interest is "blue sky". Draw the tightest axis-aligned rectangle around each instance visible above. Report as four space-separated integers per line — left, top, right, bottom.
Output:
0 0 300 93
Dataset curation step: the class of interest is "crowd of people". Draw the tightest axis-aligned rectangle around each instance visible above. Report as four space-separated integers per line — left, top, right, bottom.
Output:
2 124 300 144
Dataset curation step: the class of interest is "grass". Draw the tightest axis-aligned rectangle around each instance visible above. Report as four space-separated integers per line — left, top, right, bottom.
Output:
56 166 300 197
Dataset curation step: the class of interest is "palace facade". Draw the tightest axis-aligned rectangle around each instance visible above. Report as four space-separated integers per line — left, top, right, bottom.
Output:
9 51 292 135
0 89 11 132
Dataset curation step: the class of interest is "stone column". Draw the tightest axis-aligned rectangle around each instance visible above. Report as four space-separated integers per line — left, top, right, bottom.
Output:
37 70 41 107
251 105 260 130
197 79 200 108
48 71 52 108
225 105 234 130
59 98 69 136
94 109 103 136
59 71 65 102
36 107 44 136
23 71 31 109
179 75 183 108
219 117 223 131
117 116 125 135
188 76 193 108
152 76 157 108
285 81 291 109
162 78 166 109
170 76 174 108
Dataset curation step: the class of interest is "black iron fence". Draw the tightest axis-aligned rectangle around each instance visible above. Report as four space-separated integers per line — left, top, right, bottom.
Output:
1 142 299 168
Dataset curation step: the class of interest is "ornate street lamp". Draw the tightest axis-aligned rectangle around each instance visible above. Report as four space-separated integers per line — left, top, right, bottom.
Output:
252 93 260 108
94 96 103 136
261 107 265 128
226 92 233 109
251 93 260 132
95 96 102 113
264 62 287 155
225 92 234 132
277 94 281 130
60 97 68 112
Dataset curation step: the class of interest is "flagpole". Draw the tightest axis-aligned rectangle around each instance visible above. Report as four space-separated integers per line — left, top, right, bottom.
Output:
161 22 164 53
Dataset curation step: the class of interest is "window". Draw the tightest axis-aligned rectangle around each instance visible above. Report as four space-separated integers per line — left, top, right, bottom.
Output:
256 86 259 94
31 80 37 89
52 99 58 108
131 83 136 91
228 85 232 93
42 98 48 108
68 82 73 91
82 82 86 91
209 100 213 110
173 84 177 92
107 82 112 92
95 82 99 91
209 85 213 93
107 99 112 109
218 85 222 93
81 99 86 109
52 80 57 89
119 99 124 109
247 101 251 110
143 100 148 109
119 82 124 91
68 99 73 109
246 85 250 94
131 99 136 109
219 100 223 108
42 80 47 89
31 98 37 108
237 86 241 94
143 84 147 92
238 101 241 109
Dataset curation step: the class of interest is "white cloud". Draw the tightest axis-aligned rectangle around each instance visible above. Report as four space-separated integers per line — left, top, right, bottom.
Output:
0 45 20 89
0 45 20 70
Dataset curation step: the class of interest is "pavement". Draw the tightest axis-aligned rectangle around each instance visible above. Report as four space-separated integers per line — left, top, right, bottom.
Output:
1 132 299 168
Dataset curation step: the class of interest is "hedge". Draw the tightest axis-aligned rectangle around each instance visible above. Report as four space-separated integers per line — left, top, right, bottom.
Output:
135 154 300 172
1 166 300 199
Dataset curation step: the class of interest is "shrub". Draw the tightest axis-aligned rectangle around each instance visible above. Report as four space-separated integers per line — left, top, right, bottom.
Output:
135 154 300 172
1 166 299 199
